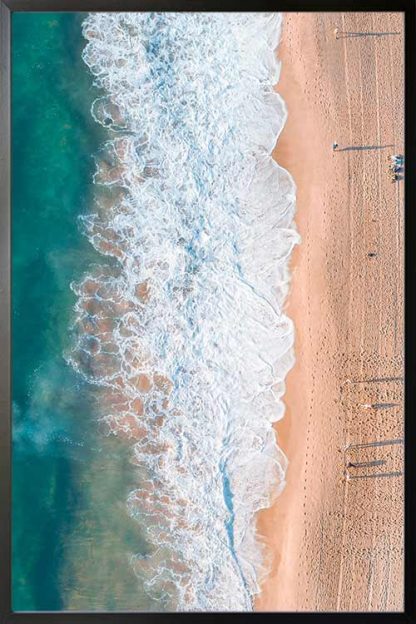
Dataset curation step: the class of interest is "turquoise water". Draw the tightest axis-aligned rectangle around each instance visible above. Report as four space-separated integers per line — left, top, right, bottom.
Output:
12 13 154 611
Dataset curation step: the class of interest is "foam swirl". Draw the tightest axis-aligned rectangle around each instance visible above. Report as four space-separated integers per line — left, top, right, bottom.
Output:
67 12 299 611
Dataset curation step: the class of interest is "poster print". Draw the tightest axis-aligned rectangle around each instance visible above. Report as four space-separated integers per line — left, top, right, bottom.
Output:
12 11 404 612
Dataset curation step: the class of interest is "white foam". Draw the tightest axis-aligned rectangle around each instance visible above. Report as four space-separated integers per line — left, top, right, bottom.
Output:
68 12 299 611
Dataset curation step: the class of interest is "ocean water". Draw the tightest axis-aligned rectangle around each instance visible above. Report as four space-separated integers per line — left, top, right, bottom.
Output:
13 11 298 612
12 12 158 612
65 12 299 611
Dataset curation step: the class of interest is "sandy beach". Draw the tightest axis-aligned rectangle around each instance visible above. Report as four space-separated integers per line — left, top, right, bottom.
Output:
256 12 404 612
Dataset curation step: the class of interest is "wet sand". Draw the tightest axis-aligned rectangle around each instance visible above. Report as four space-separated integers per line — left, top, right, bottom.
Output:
256 12 404 611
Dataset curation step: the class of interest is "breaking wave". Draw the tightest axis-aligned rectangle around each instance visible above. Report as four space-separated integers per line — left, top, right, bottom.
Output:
67 12 299 611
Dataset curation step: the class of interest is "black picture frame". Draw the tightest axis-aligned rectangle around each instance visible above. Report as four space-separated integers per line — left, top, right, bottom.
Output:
0 1 415 622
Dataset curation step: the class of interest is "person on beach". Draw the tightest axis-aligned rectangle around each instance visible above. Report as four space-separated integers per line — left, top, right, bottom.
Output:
334 27 339 39
333 142 338 151
388 154 404 164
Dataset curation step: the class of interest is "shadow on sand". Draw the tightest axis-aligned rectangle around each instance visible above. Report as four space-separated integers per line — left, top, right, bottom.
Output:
337 31 400 38
338 144 394 152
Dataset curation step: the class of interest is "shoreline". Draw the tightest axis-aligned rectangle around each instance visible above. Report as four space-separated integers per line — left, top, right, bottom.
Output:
256 12 404 611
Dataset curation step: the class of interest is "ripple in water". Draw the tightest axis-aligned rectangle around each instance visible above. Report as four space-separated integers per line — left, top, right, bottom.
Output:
66 12 300 611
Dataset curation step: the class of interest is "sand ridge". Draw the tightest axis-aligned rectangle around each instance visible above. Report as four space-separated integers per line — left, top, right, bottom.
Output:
256 12 404 612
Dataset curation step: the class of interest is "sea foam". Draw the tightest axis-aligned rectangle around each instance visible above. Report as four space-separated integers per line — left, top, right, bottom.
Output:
67 12 299 611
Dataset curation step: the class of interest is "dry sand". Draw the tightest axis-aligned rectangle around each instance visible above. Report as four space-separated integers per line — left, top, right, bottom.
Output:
256 12 404 612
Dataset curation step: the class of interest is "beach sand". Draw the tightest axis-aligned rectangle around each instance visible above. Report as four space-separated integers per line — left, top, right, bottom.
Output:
256 12 404 611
